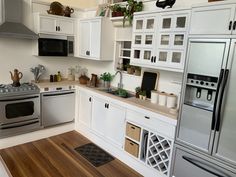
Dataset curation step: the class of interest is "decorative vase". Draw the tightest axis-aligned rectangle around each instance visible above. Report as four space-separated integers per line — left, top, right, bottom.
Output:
104 81 111 89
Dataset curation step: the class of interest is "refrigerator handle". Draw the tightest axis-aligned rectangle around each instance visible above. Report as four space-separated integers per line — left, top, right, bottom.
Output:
216 69 229 132
182 156 230 177
211 69 224 130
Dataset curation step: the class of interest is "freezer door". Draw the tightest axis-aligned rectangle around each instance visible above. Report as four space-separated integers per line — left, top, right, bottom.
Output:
172 146 235 177
213 39 236 165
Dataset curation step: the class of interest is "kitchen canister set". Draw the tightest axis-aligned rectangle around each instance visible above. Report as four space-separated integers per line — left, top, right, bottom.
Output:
151 91 178 109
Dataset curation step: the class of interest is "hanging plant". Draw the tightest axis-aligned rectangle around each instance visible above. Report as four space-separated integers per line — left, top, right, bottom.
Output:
123 0 143 27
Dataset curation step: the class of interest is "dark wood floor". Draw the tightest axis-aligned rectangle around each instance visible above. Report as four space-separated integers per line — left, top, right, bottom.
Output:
0 131 142 177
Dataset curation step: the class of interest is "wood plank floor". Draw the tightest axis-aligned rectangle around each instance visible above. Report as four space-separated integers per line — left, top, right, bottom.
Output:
0 131 142 177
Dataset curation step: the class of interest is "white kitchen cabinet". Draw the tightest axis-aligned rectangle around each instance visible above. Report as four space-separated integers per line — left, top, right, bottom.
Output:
34 13 75 36
190 4 236 35
91 96 126 148
126 109 176 177
77 17 114 61
91 97 107 136
78 90 92 128
131 9 190 72
106 103 126 148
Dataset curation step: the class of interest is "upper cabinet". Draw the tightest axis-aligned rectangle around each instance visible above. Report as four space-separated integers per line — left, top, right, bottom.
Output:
190 4 236 35
76 17 114 61
34 13 76 36
131 10 190 72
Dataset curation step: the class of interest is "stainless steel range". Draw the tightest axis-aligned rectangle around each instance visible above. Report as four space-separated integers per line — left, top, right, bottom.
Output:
0 83 41 138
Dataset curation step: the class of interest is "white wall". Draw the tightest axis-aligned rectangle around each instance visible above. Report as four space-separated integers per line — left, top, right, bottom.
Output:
0 0 211 98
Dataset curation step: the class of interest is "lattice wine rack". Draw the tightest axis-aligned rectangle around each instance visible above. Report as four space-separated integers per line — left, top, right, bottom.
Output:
146 132 173 176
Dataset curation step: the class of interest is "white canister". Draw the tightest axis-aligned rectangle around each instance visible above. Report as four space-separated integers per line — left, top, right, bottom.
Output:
158 92 167 106
151 91 159 104
167 93 177 108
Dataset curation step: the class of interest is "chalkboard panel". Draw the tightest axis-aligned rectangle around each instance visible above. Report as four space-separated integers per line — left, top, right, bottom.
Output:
141 72 158 98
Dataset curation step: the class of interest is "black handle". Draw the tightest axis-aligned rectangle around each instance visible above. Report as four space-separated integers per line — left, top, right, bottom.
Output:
0 120 39 130
151 56 153 63
56 26 58 31
233 21 236 30
144 116 150 119
58 26 61 31
216 69 229 132
196 88 202 98
211 69 224 130
86 51 90 56
182 156 230 177
0 96 39 102
154 56 156 63
107 104 109 109
43 91 74 97
229 21 233 30
131 126 135 129
89 97 92 102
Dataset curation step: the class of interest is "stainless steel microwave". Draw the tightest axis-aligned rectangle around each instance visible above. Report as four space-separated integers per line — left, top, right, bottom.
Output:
38 36 74 57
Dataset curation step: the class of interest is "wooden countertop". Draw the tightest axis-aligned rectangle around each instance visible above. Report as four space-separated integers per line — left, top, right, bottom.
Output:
35 80 178 122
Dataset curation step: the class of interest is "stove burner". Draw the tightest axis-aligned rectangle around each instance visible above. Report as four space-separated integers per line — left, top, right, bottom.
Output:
0 83 39 96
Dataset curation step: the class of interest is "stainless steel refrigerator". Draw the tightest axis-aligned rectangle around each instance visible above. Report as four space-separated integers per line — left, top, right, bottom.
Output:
171 38 236 177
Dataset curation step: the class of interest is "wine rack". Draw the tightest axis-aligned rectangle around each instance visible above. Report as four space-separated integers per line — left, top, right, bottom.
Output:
146 132 173 176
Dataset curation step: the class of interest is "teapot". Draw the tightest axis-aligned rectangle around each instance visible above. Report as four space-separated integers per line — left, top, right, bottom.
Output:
64 6 74 17
10 69 23 87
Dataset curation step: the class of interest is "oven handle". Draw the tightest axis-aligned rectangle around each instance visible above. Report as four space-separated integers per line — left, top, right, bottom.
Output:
0 96 39 102
43 91 75 97
0 120 40 130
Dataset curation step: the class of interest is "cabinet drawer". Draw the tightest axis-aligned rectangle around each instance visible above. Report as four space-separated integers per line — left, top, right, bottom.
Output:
126 123 141 141
125 138 139 158
126 110 176 139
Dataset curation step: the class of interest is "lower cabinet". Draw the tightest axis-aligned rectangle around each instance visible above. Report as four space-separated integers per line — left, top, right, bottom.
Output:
125 110 175 177
91 96 126 148
78 90 92 128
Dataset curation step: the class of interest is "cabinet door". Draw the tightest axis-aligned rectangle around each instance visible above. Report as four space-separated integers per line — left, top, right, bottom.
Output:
190 5 235 35
79 20 91 57
90 20 101 59
91 97 107 136
106 103 126 148
78 91 92 128
58 19 74 35
39 16 57 33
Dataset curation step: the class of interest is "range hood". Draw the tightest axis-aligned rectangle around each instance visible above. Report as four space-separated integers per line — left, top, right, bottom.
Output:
0 0 38 39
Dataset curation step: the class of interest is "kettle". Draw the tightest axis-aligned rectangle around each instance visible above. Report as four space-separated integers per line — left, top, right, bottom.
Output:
10 69 23 87
64 6 74 17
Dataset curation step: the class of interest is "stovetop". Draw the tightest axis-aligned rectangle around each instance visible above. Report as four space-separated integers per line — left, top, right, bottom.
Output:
0 83 40 96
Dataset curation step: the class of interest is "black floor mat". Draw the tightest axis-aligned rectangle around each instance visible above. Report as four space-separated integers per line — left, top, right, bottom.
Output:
74 143 114 167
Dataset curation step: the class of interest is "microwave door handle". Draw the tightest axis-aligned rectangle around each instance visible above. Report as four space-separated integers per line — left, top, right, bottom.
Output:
182 156 230 177
216 69 229 132
211 69 224 130
0 96 39 102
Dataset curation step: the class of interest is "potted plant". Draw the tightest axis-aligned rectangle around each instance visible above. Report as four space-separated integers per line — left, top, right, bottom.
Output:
123 0 143 26
139 90 147 100
134 66 141 76
115 88 129 98
135 86 141 98
100 72 114 88
126 64 135 74
110 4 126 17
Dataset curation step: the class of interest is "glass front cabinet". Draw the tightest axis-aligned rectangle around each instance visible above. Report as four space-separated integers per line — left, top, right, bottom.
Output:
131 14 156 65
131 10 190 72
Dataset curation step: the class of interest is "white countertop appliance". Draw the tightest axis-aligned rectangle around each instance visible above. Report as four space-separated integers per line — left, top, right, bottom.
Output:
0 83 41 138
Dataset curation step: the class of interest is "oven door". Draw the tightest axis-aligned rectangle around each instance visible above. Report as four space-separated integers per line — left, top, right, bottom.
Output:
38 38 68 56
0 94 40 125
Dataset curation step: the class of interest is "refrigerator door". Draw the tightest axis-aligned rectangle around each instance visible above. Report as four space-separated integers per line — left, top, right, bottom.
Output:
171 145 236 177
213 39 236 165
177 39 230 153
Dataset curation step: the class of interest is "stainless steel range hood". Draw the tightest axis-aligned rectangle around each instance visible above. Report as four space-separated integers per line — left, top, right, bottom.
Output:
0 0 38 39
